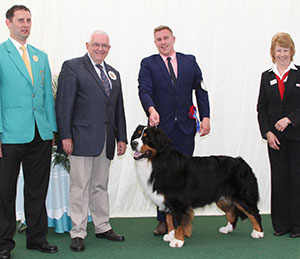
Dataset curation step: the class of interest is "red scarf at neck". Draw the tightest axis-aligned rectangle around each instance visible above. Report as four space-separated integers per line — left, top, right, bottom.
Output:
275 70 290 100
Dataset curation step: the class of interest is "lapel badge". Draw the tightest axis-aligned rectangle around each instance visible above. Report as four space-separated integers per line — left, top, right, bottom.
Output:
296 83 300 88
33 55 39 62
108 71 117 80
270 79 277 86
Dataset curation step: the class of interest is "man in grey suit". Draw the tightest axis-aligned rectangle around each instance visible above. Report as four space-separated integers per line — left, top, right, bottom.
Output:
55 30 127 252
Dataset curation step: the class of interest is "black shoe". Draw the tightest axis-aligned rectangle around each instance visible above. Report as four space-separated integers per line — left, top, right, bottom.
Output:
273 231 289 236
153 221 167 235
95 229 125 242
0 250 10 259
26 242 58 253
70 237 85 252
290 232 300 238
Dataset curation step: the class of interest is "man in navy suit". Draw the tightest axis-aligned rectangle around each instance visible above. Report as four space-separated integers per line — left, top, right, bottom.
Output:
55 30 127 252
138 25 210 235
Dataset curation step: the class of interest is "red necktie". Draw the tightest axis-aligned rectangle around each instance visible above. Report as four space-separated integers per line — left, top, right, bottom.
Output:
275 70 290 100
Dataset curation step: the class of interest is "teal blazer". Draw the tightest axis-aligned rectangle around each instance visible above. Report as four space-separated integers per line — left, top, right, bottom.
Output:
0 39 57 143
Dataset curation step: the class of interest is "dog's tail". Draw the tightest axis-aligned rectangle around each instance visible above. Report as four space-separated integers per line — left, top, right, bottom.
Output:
232 157 263 232
235 157 260 205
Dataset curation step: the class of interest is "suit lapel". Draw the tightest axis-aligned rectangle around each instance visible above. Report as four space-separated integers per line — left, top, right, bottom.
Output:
283 68 298 102
104 63 117 97
155 55 174 90
5 40 33 86
268 71 281 101
83 54 108 96
176 53 182 88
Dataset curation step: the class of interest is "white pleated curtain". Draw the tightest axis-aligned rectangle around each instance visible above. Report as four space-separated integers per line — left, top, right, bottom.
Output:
2 0 300 217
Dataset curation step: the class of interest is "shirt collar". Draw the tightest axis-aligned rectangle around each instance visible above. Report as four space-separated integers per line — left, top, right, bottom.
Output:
160 51 176 62
87 53 106 70
9 37 28 50
88 53 103 66
269 62 298 79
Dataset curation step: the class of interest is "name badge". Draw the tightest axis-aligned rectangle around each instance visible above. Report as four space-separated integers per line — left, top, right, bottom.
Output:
200 80 208 91
270 79 277 86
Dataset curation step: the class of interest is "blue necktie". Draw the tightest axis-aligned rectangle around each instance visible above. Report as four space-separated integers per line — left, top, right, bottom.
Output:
96 64 111 96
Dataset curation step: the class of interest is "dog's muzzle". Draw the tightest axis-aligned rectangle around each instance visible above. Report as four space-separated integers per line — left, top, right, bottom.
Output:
131 140 138 151
131 140 152 160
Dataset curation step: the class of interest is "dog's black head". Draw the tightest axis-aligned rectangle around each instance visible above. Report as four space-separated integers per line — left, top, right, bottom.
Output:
131 125 172 160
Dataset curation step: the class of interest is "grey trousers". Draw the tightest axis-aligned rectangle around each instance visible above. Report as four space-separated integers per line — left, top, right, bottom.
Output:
69 147 111 239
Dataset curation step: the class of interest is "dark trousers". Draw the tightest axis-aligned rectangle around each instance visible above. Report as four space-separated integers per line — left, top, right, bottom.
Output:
0 128 52 251
268 137 300 233
157 122 195 222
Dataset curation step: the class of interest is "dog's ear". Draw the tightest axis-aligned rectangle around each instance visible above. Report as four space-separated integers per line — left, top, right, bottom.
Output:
148 127 172 153
131 125 145 142
136 125 146 131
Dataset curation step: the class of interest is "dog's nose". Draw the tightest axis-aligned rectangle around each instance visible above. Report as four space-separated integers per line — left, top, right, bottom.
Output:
131 140 138 150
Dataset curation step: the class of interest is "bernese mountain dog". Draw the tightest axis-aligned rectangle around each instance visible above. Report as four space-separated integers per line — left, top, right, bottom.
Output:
131 125 264 248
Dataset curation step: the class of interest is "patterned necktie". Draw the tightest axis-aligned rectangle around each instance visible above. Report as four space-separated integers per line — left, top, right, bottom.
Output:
96 64 111 96
20 46 34 84
275 70 290 100
167 57 176 86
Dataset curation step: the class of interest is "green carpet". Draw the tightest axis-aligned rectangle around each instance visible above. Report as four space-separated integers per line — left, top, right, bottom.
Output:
11 215 300 259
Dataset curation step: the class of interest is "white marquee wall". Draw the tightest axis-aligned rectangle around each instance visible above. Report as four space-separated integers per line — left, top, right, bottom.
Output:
2 0 300 217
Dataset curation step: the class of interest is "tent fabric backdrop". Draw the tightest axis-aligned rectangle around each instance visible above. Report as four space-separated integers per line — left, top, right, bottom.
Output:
1 0 300 217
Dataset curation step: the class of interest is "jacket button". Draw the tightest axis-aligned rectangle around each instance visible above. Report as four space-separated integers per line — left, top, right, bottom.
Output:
32 94 35 97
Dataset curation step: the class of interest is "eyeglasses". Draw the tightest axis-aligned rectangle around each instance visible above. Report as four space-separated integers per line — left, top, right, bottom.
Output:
91 43 110 50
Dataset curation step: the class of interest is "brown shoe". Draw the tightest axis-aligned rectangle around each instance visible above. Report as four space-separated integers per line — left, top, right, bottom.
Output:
153 221 167 235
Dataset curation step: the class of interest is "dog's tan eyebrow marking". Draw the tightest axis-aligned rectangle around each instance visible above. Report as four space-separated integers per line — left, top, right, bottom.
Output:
138 130 142 134
143 133 147 137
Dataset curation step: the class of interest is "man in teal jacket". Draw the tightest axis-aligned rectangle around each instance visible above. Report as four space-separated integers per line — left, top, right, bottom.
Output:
0 5 57 259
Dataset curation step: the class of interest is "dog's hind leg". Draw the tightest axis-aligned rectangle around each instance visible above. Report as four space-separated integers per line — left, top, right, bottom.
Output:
216 199 237 234
163 213 175 242
182 206 194 237
234 202 264 238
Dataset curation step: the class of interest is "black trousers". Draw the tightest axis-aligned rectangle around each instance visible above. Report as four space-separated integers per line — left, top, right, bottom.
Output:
268 137 300 233
0 128 52 251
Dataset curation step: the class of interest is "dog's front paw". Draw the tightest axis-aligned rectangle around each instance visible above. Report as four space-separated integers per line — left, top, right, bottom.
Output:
169 238 184 248
163 230 175 242
219 222 233 234
251 229 264 239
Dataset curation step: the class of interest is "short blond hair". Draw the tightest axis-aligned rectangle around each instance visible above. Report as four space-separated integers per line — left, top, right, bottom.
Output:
270 32 295 63
154 25 173 36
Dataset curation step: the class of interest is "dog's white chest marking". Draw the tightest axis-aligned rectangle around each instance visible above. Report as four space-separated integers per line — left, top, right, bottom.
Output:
134 158 166 211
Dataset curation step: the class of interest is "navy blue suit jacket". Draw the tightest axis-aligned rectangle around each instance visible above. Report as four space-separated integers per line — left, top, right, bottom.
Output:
55 54 127 159
138 52 210 135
